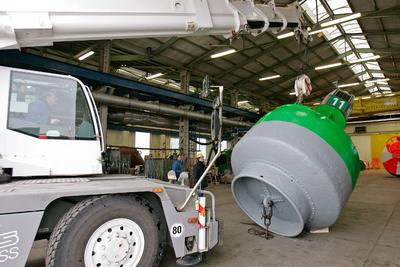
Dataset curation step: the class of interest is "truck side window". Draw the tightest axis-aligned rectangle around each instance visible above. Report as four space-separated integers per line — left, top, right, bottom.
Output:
8 71 95 140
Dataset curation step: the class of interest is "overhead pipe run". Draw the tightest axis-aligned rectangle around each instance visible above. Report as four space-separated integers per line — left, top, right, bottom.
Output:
93 93 253 128
108 112 211 133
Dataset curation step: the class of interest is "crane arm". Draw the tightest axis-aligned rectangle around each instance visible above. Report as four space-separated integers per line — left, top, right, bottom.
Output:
0 0 300 49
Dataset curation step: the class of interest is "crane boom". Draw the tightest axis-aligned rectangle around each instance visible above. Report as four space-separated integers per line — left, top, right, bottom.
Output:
0 0 300 49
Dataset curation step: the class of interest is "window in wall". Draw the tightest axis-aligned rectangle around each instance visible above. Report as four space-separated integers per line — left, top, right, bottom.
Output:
135 132 150 159
197 138 207 159
8 71 95 140
170 137 179 150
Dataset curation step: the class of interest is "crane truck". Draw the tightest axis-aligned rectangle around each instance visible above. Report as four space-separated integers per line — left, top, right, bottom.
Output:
0 1 302 266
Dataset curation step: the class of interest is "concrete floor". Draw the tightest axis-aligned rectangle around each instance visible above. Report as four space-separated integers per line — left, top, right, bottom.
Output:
27 169 400 267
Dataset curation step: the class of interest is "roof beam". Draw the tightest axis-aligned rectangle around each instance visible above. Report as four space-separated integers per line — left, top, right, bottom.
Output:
152 37 180 55
214 37 296 79
112 39 271 103
110 54 149 61
315 6 400 25
262 53 351 97
230 35 343 88
344 29 400 37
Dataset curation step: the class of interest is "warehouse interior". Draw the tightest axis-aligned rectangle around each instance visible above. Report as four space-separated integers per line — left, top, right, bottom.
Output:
0 0 400 266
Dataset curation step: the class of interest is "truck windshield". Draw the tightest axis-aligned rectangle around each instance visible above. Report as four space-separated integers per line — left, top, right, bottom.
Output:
8 71 95 140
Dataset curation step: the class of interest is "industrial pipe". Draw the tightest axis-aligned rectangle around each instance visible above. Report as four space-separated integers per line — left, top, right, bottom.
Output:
93 93 253 128
108 112 213 133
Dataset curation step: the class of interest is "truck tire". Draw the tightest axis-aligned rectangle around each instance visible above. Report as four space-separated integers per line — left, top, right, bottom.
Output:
46 195 165 267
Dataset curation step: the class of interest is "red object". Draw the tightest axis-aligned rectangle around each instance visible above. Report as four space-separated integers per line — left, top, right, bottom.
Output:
119 147 144 168
386 136 400 157
38 134 47 139
382 136 400 176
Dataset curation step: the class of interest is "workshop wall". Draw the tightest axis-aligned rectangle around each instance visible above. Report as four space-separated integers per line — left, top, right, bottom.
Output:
346 121 400 169
107 130 136 148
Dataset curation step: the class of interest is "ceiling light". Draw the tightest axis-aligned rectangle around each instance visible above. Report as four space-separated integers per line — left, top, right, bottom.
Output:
313 102 321 106
321 13 362 28
361 96 371 99
348 55 381 64
259 74 281 81
277 32 295 39
146 73 164 80
211 49 236 59
78 51 95 61
365 78 390 83
385 93 395 97
309 29 325 35
237 100 249 104
337 82 360 88
289 92 296 95
315 62 342 70
309 27 335 35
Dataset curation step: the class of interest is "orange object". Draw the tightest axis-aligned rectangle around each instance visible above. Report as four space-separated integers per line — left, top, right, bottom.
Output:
152 187 164 193
187 218 198 224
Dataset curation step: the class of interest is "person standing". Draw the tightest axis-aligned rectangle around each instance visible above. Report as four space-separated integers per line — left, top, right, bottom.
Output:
194 153 207 190
172 154 183 179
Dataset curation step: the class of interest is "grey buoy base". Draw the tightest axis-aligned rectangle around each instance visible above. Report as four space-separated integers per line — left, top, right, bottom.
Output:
231 121 354 237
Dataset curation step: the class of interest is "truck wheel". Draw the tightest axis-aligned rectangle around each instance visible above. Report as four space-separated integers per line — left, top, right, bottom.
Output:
46 195 165 267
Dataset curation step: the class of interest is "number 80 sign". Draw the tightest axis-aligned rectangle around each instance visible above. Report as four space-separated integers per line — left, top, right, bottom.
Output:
170 223 184 238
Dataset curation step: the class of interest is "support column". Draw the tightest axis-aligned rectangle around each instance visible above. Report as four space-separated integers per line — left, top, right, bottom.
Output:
230 90 239 107
98 42 111 145
180 70 191 93
99 42 111 73
179 70 191 159
179 117 189 158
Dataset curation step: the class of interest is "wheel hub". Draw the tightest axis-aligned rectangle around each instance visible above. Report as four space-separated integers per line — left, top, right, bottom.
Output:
105 238 130 262
85 218 145 267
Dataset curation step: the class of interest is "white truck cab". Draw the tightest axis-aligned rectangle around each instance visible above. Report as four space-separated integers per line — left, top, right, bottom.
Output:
0 67 103 177
0 66 222 267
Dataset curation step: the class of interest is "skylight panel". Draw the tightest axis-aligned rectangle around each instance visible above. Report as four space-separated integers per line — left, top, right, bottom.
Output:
326 0 352 14
351 64 364 73
301 0 388 95
324 26 342 40
372 72 385 78
366 62 382 70
350 37 370 49
345 53 357 61
301 0 329 23
341 21 363 33
333 39 348 53
360 73 371 81
359 53 374 58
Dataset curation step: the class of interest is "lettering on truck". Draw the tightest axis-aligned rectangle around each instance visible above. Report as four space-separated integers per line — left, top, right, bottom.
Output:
0 231 20 263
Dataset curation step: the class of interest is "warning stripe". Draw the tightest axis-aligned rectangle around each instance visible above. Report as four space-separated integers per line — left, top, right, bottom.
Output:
198 203 206 228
